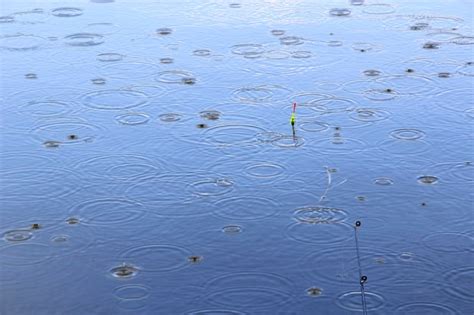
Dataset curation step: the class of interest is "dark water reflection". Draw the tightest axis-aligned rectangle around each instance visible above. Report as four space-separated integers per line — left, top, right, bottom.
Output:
1 0 473 314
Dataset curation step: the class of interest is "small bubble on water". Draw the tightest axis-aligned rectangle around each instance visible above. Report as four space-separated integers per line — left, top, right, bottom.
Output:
199 110 221 120
25 73 37 79
159 113 182 122
374 177 394 185
390 128 425 140
51 235 69 243
31 223 41 230
216 178 233 187
417 175 439 184
51 7 83 18
374 257 385 264
64 33 104 46
291 50 312 59
0 16 14 23
329 8 351 16
410 22 429 31
182 77 196 85
110 263 139 278
438 72 451 78
156 28 172 35
280 36 303 45
97 52 124 62
222 225 242 234
423 42 440 49
91 78 106 85
188 255 203 264
328 40 343 47
271 30 285 36
66 217 80 225
160 57 173 64
307 287 323 297
399 252 414 261
193 49 211 57
363 69 381 76
43 140 61 148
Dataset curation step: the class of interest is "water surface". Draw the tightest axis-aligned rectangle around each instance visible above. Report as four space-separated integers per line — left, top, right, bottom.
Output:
0 0 473 314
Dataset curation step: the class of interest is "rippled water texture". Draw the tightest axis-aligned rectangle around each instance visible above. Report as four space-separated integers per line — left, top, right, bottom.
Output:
0 0 473 314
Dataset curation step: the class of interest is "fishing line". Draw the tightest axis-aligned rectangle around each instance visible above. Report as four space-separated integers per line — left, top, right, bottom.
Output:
319 167 347 203
354 220 368 315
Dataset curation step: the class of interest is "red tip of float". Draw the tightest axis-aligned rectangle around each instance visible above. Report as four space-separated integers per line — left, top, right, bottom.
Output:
293 102 297 112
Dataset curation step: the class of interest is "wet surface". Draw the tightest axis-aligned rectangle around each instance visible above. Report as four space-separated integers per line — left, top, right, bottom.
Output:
0 0 473 314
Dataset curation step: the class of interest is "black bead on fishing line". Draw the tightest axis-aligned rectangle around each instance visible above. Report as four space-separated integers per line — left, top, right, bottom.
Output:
353 219 368 315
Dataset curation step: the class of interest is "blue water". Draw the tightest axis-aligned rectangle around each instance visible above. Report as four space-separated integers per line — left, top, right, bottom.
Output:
1 0 473 314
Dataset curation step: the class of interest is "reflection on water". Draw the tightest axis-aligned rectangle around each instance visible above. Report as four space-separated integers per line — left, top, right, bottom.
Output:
0 0 473 314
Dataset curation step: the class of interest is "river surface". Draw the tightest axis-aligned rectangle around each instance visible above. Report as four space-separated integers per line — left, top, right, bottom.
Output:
0 0 473 314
